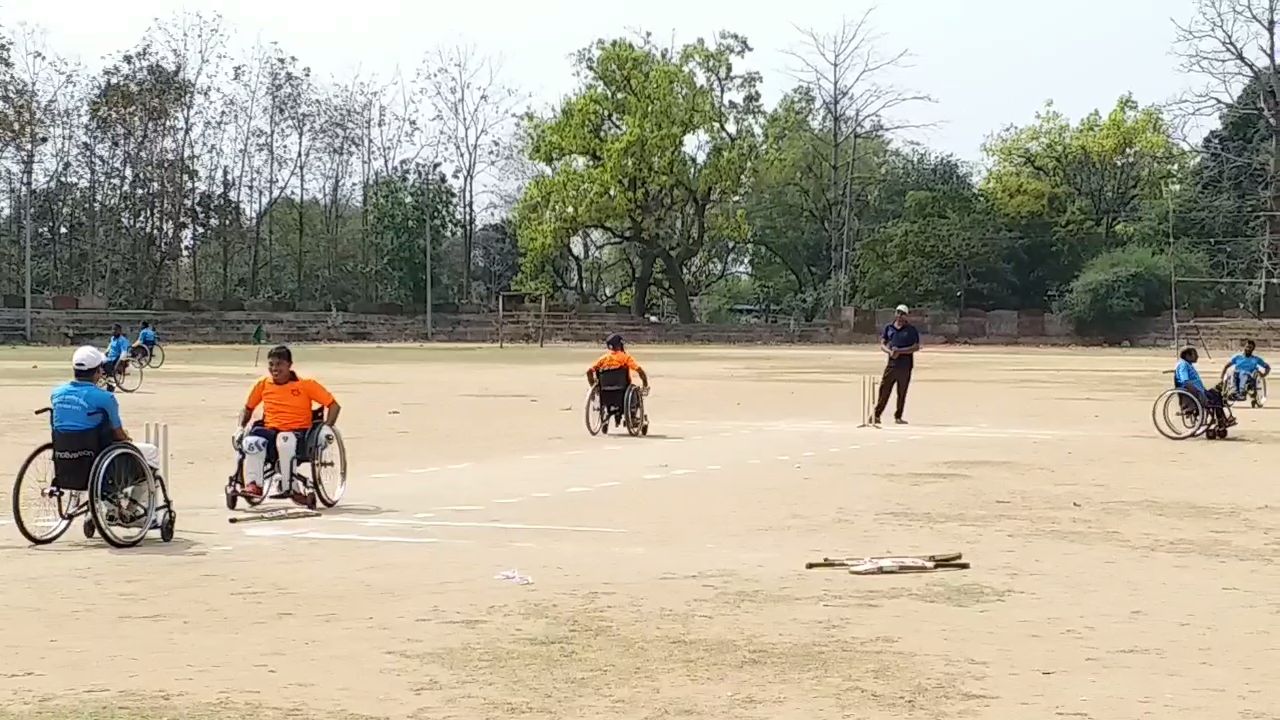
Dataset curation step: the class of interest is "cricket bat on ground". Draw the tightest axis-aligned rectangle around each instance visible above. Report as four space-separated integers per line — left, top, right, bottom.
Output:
228 508 321 524
805 552 962 569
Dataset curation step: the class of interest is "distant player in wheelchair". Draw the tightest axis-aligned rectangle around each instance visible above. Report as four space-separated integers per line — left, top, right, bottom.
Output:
1221 339 1269 407
585 334 650 436
11 346 176 547
1153 345 1237 440
226 345 347 511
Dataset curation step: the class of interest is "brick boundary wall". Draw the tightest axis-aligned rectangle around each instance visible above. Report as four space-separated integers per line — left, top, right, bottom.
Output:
0 305 1274 349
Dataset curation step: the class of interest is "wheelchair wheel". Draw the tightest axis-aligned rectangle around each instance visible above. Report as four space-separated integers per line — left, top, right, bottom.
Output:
1252 374 1267 408
130 344 151 368
114 363 143 393
311 425 347 508
12 443 73 545
227 456 267 508
88 444 157 548
585 386 604 436
149 344 165 369
1152 388 1207 440
623 387 646 437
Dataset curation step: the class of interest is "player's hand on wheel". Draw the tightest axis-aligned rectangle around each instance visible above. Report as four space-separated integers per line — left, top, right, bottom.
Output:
642 386 650 397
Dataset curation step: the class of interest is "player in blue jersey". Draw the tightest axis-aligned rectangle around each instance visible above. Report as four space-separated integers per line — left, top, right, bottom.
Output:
1222 339 1270 400
1175 346 1233 429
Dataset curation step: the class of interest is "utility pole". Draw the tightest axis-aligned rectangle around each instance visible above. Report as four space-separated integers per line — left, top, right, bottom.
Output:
22 146 34 343
424 168 433 340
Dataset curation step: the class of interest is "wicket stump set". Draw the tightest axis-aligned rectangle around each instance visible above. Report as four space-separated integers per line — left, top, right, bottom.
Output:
857 375 880 428
144 421 170 480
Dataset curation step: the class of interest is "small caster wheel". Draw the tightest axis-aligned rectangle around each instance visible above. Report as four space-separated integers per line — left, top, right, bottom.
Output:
641 421 649 436
83 519 96 538
1218 428 1229 439
306 492 317 511
225 488 238 511
160 513 176 543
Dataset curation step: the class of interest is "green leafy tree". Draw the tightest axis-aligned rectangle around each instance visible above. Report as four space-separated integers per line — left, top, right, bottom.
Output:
515 33 760 322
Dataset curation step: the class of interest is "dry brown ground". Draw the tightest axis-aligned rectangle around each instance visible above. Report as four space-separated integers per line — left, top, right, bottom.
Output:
0 343 1277 720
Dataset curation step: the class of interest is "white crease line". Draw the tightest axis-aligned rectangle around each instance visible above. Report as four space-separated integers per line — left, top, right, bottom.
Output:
691 435 705 440
748 459 761 464
337 517 627 533
446 462 473 470
670 469 695 476
718 432 734 437
847 445 861 449
642 473 664 480
522 454 542 460
705 465 722 470
802 452 815 457
604 446 623 451
530 492 552 498
211 546 234 551
594 481 622 488
565 486 592 493
300 532 442 544
566 450 586 456
430 506 485 512
776 455 791 460
909 435 923 440
828 448 841 453
370 473 399 479
408 467 440 474
493 498 524 504
510 542 537 548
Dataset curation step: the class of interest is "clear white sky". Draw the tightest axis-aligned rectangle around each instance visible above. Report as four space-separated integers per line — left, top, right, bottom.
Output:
6 0 1201 164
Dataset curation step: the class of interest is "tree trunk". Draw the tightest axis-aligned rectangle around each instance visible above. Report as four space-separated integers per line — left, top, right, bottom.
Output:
658 250 695 323
632 252 655 317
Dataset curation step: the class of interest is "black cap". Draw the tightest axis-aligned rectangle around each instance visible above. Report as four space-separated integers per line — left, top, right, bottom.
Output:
605 334 624 350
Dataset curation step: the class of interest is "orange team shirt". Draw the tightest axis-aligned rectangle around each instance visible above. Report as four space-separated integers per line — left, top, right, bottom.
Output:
245 376 335 431
591 350 641 382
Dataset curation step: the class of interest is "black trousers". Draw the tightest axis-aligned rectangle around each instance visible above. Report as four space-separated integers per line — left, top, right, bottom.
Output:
874 364 913 420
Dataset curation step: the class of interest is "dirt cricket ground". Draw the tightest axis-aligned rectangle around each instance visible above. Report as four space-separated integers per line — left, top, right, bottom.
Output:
0 343 1277 720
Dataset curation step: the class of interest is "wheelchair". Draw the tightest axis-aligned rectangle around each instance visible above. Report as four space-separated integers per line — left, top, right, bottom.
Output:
1152 382 1235 440
11 408 177 547
1226 370 1267 409
225 408 347 511
99 358 143 393
585 367 649 437
129 342 165 369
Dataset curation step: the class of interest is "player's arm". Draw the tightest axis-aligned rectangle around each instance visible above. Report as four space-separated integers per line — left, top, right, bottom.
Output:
587 357 603 386
99 393 129 442
238 380 265 427
628 356 649 388
1221 360 1236 377
306 380 341 426
880 327 892 355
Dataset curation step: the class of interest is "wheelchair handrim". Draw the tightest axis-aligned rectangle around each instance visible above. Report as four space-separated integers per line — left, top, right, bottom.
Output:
89 445 157 548
313 426 347 507
116 365 143 393
1152 389 1205 440
12 443 72 544
584 386 603 436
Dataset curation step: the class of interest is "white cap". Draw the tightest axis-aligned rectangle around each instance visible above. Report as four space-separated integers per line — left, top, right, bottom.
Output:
72 345 105 371
895 304 909 314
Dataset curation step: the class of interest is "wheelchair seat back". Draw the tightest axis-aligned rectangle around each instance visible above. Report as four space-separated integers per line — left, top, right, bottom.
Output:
51 425 112 492
596 367 630 392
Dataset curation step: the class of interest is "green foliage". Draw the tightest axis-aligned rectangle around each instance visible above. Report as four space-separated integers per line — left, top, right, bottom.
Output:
516 32 760 321
1057 245 1203 336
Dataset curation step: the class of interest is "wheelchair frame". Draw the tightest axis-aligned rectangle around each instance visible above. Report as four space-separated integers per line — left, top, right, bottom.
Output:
584 382 649 437
1151 386 1233 440
225 409 347 512
11 408 176 547
130 342 165 369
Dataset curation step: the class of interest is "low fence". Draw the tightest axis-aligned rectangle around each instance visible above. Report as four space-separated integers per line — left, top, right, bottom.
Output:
0 303 1271 349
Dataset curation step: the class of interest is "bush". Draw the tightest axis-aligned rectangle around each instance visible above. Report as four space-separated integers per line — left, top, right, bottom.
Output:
1057 244 1202 337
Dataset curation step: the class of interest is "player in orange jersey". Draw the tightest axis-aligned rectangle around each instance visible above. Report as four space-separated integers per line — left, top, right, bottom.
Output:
235 345 341 503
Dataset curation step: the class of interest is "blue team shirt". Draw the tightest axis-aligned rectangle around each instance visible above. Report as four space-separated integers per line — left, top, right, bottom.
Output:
51 380 122 431
105 335 130 362
138 328 157 346
1231 353 1270 375
1175 359 1205 392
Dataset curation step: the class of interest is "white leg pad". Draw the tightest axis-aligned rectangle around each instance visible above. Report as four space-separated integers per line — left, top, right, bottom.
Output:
241 435 269 488
276 432 298 493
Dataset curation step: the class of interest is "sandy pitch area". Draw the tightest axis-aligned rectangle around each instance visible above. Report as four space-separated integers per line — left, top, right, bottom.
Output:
0 343 1276 720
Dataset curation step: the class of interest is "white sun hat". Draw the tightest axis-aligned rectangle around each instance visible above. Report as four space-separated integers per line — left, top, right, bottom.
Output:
895 304 909 314
72 345 105 371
